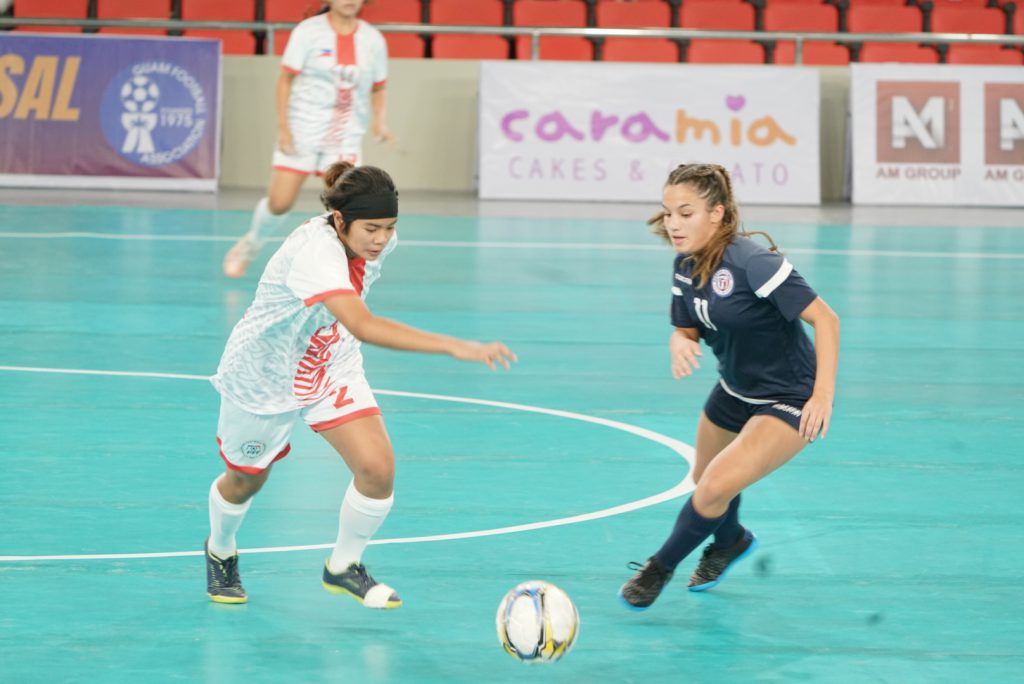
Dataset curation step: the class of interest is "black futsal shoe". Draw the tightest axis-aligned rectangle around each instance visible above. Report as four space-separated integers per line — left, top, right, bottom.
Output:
688 529 759 592
205 539 247 604
618 556 673 610
322 561 402 609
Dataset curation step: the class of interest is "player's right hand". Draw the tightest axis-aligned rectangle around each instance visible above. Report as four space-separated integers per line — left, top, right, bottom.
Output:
669 331 702 379
277 129 295 155
451 341 517 371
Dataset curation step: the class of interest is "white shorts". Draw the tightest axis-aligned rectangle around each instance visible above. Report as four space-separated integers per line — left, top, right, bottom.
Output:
216 375 381 474
271 146 362 177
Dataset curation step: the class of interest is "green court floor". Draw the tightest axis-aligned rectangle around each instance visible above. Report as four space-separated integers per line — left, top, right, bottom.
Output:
1 198 1021 683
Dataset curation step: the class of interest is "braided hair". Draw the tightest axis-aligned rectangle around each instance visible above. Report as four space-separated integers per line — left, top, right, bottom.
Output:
648 163 780 288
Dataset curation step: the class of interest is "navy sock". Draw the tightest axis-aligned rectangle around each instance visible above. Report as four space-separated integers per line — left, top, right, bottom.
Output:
653 498 727 572
711 494 744 549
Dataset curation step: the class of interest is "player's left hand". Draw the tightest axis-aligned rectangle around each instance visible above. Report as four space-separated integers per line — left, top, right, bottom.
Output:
452 341 517 371
798 393 833 442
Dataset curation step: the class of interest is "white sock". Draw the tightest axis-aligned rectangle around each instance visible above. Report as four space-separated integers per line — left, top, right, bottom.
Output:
246 197 290 245
329 481 393 573
208 476 252 559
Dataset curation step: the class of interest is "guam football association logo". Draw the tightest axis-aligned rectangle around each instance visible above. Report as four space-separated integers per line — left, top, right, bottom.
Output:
100 62 209 167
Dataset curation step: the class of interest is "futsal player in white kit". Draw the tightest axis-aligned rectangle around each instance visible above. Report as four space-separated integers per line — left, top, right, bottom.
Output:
206 162 516 606
223 0 394 278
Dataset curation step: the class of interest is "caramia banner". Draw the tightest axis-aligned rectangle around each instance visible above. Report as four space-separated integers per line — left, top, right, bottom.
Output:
479 61 820 205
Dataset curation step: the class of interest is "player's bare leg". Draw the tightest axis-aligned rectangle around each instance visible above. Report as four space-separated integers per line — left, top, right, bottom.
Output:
317 415 402 608
223 170 306 278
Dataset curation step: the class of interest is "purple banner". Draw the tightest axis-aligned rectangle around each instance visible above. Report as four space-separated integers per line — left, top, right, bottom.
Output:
0 33 220 189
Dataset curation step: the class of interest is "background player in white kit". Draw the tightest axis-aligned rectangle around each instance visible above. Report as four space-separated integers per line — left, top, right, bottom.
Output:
619 164 840 610
223 0 394 278
206 161 516 607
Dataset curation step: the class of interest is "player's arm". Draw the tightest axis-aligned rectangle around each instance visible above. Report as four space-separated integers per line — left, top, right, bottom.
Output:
276 70 297 154
798 297 840 441
669 327 702 379
370 83 394 144
323 294 516 370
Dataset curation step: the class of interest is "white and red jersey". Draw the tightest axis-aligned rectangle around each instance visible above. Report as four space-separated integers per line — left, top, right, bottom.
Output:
212 215 397 415
282 15 388 156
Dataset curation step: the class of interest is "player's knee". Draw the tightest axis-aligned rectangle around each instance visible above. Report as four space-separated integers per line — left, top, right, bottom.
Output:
692 476 735 515
352 457 394 494
224 469 269 501
266 197 293 215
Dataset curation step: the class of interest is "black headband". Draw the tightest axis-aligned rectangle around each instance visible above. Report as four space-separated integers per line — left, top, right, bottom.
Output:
337 192 399 221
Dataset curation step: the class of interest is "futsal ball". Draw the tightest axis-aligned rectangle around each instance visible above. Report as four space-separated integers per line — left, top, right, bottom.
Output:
495 580 579 663
120 76 160 114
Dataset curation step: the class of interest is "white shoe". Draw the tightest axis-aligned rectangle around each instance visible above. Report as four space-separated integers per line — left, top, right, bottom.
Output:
222 235 262 278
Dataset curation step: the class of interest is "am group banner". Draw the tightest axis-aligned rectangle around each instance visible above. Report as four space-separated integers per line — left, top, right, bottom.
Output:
851 64 1024 206
0 33 221 191
479 62 820 204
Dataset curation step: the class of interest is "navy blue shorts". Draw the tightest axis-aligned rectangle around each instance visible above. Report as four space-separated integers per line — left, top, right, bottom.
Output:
702 382 808 434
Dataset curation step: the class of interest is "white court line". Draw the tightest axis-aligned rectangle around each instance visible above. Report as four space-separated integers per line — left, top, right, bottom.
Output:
0 365 694 562
0 231 1022 259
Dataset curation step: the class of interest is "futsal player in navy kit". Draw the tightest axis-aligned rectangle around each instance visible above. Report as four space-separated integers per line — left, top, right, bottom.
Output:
619 163 840 609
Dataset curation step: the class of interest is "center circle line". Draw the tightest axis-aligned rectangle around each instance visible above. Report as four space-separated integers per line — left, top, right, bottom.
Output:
0 366 695 562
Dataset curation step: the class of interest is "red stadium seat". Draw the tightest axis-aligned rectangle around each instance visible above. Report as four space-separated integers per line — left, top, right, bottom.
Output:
596 1 672 28
773 41 850 65
432 35 510 59
679 1 755 30
180 0 254 22
930 6 1005 34
514 0 592 61
96 0 172 36
596 1 676 62
946 44 1023 64
763 2 837 32
269 31 292 55
264 0 321 55
429 0 506 60
859 43 939 63
382 33 426 58
687 39 764 64
679 1 756 63
764 2 842 65
848 4 930 63
180 0 256 55
359 0 425 58
928 0 992 6
602 37 679 62
12 0 89 33
1016 6 1024 35
263 0 316 21
846 5 923 32
840 0 920 4
360 0 422 24
429 0 504 25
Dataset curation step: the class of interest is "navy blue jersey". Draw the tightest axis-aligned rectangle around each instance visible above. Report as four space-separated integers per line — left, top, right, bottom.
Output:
671 237 818 401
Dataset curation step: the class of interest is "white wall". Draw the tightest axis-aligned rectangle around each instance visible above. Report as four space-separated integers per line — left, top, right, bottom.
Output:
221 57 850 202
